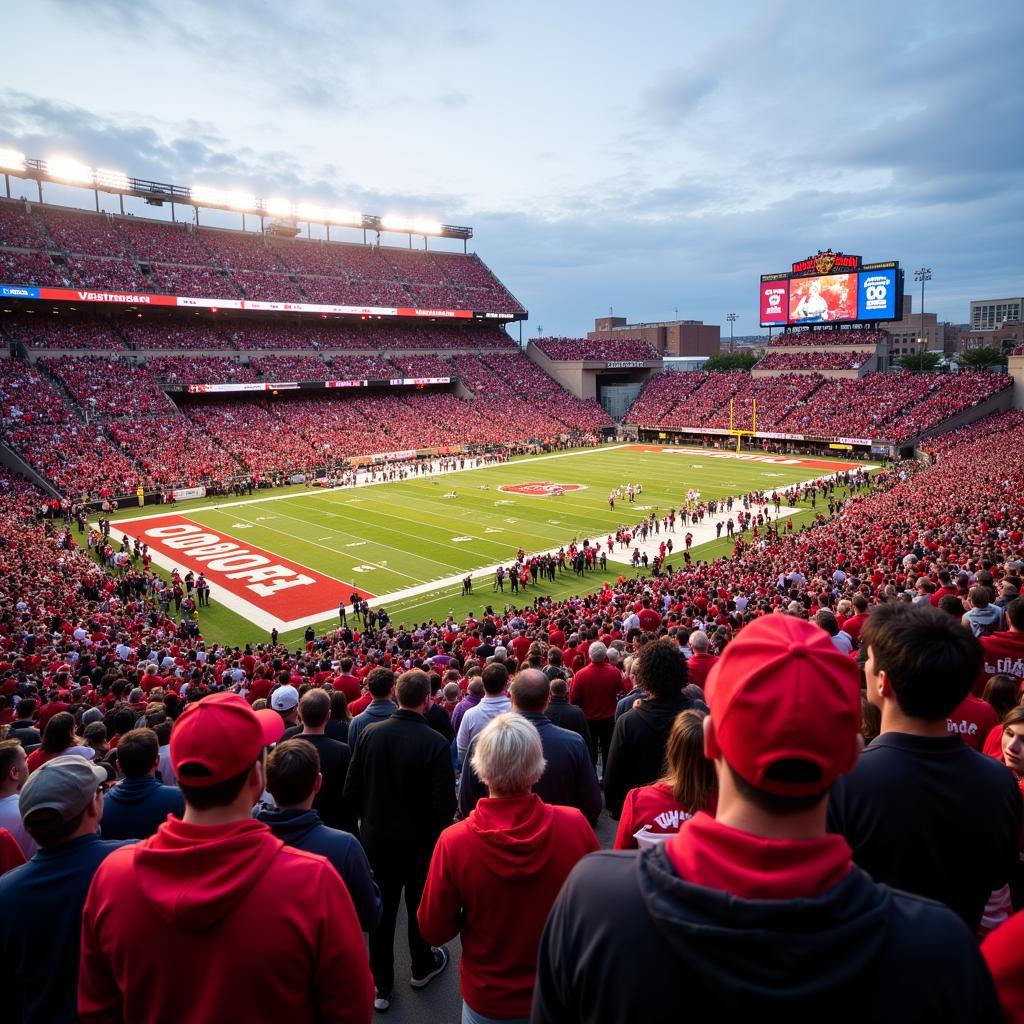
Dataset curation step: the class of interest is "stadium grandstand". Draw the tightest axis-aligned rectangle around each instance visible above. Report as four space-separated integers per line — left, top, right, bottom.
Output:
2 147 1024 1024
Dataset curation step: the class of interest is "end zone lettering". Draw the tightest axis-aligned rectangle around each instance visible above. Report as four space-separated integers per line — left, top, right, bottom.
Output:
122 514 362 624
146 523 313 596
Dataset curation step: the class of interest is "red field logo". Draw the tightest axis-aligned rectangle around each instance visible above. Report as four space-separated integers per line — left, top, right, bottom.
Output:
498 481 586 496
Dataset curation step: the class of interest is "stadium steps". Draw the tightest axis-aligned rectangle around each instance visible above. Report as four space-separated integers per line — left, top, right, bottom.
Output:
0 440 63 498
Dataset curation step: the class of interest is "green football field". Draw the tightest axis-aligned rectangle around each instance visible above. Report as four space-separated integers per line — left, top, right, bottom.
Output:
106 443 865 648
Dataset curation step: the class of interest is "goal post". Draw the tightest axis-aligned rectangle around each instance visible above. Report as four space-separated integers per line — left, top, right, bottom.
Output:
728 398 757 452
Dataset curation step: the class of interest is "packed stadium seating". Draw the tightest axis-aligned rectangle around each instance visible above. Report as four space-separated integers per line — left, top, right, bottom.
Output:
628 369 1013 442
120 322 235 351
534 336 659 360
757 350 875 370
767 328 886 348
0 198 525 313
3 318 124 351
145 357 257 385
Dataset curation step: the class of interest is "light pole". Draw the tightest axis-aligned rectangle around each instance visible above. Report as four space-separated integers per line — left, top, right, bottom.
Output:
914 267 932 354
727 312 737 352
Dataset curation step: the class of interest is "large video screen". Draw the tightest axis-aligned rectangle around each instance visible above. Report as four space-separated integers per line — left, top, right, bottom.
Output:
789 273 857 323
759 280 789 326
857 267 898 320
759 261 901 326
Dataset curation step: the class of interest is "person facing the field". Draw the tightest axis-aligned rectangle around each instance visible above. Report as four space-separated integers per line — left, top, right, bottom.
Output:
79 692 374 1024
532 616 1001 1023
418 713 598 1024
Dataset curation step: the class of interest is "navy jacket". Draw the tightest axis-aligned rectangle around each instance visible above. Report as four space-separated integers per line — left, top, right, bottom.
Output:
0 834 130 1024
347 699 397 750
532 845 1000 1023
828 731 1022 932
603 693 708 819
256 806 381 931
100 775 185 841
459 710 602 826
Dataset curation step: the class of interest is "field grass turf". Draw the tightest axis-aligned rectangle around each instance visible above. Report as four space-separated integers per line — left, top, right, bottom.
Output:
106 444 862 648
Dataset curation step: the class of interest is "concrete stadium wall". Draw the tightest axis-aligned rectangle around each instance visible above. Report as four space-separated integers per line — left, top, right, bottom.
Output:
1009 356 1024 409
0 444 61 498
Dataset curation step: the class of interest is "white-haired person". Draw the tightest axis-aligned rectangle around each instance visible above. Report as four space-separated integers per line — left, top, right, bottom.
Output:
418 713 598 1024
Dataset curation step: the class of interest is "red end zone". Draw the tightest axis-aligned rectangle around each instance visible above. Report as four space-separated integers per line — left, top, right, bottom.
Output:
622 445 861 472
114 514 371 628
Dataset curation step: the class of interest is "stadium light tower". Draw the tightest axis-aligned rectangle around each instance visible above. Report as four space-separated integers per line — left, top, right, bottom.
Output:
727 312 737 352
914 267 932 352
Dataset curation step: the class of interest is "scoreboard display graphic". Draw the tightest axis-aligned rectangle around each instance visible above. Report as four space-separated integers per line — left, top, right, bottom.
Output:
760 251 902 327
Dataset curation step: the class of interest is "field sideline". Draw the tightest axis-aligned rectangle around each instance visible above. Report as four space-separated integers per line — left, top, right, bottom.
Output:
102 444 868 647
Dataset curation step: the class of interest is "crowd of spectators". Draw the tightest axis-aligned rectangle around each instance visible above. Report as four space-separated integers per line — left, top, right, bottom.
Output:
757 349 875 370
145 357 257 386
37 208 133 258
0 201 46 249
0 201 526 317
120 322 235 351
42 357 173 420
628 369 1014 442
148 264 238 298
4 319 123 352
534 336 658 361
767 328 886 348
0 401 1022 1019
0 251 65 287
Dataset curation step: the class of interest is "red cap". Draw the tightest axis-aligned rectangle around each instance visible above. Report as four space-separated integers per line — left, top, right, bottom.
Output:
170 692 284 787
704 616 861 797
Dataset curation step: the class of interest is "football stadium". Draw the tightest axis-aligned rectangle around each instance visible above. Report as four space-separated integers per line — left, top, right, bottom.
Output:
1 5 1024 1022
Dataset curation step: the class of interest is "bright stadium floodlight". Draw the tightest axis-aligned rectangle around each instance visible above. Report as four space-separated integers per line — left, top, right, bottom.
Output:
191 185 230 206
95 167 130 191
0 148 26 172
296 202 325 222
47 157 94 184
265 197 293 217
381 215 411 232
328 207 361 225
227 191 257 211
411 218 443 236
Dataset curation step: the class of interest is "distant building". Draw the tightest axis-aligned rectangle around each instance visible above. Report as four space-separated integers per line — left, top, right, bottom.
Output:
589 315 720 357
971 297 1023 332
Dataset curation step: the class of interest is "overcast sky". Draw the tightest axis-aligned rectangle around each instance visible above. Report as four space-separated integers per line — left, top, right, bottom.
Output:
1 0 1021 336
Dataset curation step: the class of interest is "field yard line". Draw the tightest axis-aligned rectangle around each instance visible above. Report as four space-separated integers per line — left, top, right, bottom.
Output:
307 491 571 548
260 502 471 574
205 507 427 584
111 444 631 527
301 494 521 559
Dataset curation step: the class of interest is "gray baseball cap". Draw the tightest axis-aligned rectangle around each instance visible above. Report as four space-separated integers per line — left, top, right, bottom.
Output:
19 754 106 821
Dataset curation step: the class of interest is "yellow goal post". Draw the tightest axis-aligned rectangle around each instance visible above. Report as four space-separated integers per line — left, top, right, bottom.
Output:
728 398 757 452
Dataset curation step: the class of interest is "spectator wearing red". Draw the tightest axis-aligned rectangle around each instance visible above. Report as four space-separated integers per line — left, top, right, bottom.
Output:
978 597 1024 694
685 631 719 689
78 692 373 1024
613 708 716 849
533 616 999 1023
418 713 598 1022
569 641 623 773
604 639 707 818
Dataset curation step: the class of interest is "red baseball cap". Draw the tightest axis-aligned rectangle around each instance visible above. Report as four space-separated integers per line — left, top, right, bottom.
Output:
704 615 861 797
170 692 284 787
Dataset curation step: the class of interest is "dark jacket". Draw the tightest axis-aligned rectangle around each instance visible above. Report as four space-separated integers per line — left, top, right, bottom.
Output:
532 845 1000 1024
459 711 602 826
828 732 1022 932
100 775 185 841
426 701 455 744
0 834 130 1024
344 708 456 854
545 696 593 756
347 698 396 750
256 806 381 931
603 694 708 818
288 733 355 834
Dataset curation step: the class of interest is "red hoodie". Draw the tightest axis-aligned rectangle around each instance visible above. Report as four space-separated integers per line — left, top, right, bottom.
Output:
977 630 1024 695
983 909 1024 1024
417 794 598 1019
79 817 372 1024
